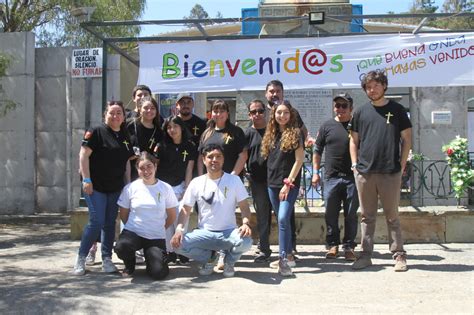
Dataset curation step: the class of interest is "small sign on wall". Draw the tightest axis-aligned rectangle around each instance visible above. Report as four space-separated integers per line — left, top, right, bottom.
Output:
71 48 103 78
431 111 452 125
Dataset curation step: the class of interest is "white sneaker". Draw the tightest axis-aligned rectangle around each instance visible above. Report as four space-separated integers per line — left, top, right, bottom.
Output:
85 248 96 266
135 250 145 264
217 251 225 271
223 263 235 277
270 257 296 269
278 258 293 277
102 257 118 273
198 262 215 276
72 256 86 276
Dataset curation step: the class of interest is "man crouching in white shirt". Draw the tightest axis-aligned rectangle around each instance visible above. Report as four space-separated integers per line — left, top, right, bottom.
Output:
171 143 253 277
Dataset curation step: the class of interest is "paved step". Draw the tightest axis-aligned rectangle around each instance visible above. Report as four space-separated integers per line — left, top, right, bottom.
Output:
69 205 474 243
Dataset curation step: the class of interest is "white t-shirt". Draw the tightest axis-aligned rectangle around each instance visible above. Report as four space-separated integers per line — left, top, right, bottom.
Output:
118 179 179 239
182 172 249 231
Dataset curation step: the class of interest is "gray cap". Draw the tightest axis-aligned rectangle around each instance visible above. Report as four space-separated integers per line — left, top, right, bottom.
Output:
333 92 353 105
176 92 193 103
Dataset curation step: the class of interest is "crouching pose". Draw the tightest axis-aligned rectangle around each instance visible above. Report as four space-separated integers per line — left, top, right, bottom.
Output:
115 152 178 280
171 144 253 277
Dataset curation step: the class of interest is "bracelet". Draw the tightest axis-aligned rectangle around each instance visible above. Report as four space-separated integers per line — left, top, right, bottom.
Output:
283 178 295 188
313 169 321 175
176 226 185 233
351 163 357 170
82 178 92 184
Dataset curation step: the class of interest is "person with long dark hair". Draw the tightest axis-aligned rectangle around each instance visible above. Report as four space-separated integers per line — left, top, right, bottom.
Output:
155 116 197 263
261 100 304 277
73 100 134 276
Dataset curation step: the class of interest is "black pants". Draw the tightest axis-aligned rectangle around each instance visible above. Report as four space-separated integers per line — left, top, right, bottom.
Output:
114 229 169 280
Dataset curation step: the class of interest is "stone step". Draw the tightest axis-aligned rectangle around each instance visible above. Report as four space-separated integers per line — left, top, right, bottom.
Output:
69 205 474 244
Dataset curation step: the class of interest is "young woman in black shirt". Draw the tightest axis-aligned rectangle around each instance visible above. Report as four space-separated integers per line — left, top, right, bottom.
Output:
261 100 304 277
73 100 134 276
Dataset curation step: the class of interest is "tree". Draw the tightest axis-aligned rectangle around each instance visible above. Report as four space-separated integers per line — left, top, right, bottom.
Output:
0 0 146 48
183 4 211 27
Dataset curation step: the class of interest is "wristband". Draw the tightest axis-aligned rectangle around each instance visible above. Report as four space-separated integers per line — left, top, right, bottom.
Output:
313 169 321 175
351 163 357 170
176 226 184 233
82 178 92 184
283 178 295 188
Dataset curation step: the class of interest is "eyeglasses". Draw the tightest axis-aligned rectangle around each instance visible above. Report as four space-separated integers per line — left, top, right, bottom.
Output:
334 102 349 109
249 109 265 115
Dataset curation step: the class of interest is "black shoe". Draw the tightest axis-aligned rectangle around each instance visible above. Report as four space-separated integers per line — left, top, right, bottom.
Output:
164 252 177 264
178 254 189 264
254 252 270 263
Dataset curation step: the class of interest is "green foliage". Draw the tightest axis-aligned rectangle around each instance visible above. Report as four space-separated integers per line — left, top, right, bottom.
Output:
1 0 146 48
369 0 473 30
442 136 474 199
0 53 12 77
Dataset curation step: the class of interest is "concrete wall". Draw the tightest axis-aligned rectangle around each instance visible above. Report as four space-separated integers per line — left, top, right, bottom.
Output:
35 46 121 213
0 32 36 214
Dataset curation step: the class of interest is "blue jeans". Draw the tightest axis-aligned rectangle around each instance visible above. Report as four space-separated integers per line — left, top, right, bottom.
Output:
323 176 359 249
268 186 299 258
176 228 252 265
79 190 121 259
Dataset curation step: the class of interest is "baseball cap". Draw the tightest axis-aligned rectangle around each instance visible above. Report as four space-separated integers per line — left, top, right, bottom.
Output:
333 92 353 105
176 92 193 103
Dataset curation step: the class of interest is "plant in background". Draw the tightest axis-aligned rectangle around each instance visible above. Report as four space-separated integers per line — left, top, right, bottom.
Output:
442 136 474 200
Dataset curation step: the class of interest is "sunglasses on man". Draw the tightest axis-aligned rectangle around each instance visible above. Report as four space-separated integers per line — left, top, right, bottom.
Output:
249 109 265 115
334 102 349 109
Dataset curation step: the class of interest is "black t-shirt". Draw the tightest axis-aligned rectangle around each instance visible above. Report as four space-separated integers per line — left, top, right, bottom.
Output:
245 126 267 182
199 124 246 174
127 120 163 154
267 131 303 189
81 124 134 193
349 100 412 174
155 140 198 186
314 119 352 177
182 114 207 146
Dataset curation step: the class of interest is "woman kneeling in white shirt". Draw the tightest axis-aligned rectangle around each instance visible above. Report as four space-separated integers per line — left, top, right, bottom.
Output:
115 151 178 279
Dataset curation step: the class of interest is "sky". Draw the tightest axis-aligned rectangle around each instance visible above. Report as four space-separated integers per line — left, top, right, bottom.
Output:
140 0 446 35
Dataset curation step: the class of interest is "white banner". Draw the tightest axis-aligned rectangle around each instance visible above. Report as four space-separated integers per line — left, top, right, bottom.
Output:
138 33 474 93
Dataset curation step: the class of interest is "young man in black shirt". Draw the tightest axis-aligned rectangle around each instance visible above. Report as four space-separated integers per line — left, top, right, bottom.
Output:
126 85 152 120
312 93 359 261
175 93 206 146
349 70 412 272
245 100 273 263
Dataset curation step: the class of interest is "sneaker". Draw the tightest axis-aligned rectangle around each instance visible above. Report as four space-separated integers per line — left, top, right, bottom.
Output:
344 249 357 261
178 254 189 264
352 256 372 270
394 255 408 272
223 263 235 277
85 248 96 266
72 256 86 276
278 258 293 277
164 252 177 264
216 251 225 271
287 255 296 267
135 250 145 264
254 252 270 263
102 257 118 273
198 262 215 276
270 257 296 269
325 246 339 259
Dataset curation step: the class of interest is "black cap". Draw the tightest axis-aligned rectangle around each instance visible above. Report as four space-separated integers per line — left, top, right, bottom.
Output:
333 92 353 105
